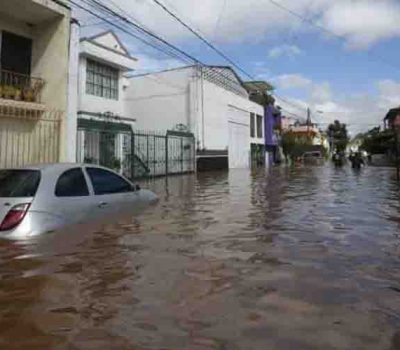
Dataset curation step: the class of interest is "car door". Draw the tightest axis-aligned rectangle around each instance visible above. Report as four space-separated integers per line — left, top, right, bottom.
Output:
51 167 94 225
84 167 139 217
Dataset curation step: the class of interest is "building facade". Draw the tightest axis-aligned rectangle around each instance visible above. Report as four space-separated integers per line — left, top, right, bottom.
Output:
125 65 264 170
73 31 137 174
0 0 72 167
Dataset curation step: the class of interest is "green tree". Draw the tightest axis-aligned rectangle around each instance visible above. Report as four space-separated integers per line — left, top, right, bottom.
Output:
327 120 349 152
359 127 395 154
281 131 314 160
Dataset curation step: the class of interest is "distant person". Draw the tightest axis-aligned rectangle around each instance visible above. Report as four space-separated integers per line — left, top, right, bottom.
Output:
351 152 365 169
332 152 342 167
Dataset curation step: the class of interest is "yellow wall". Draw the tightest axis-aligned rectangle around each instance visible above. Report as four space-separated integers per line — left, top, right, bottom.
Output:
32 15 70 112
31 11 71 160
0 12 34 39
0 0 71 163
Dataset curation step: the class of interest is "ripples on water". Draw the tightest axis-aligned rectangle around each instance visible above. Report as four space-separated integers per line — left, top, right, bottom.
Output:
0 166 400 349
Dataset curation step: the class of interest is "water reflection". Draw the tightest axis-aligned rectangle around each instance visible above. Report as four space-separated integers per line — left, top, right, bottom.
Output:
0 166 400 349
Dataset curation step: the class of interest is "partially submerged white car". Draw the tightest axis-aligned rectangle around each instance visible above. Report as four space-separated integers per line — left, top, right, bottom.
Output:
0 163 158 239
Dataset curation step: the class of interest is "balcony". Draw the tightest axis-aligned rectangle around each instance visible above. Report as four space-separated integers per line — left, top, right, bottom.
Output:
0 0 69 25
0 70 46 116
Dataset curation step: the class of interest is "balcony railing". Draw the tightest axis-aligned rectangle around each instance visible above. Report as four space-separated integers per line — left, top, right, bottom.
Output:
0 69 45 103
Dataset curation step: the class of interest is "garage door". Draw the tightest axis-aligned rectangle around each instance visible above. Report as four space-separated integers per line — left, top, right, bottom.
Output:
228 120 250 168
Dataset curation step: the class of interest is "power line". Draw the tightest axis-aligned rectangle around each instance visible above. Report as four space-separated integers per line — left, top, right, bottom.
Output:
124 91 186 101
76 0 197 63
150 2 309 114
69 0 191 64
274 94 308 112
69 0 311 117
315 110 387 114
107 0 158 37
151 0 255 80
71 0 263 98
150 0 309 113
265 0 400 71
278 108 304 120
76 0 375 131
75 0 398 122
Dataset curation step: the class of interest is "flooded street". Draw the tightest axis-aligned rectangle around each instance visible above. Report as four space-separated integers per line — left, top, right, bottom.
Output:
1 165 400 350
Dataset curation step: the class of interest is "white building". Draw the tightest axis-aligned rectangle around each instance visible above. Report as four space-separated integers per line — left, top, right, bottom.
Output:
124 65 264 170
73 31 137 169
0 0 73 167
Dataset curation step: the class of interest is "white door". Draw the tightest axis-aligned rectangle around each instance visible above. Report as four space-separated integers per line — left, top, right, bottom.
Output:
228 121 250 169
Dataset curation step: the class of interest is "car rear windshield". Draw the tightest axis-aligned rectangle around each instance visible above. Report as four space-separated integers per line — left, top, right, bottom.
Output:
0 170 41 198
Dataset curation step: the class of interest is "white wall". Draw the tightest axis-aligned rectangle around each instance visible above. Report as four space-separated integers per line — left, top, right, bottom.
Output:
80 40 136 71
78 56 126 117
124 67 194 130
123 66 263 168
200 79 263 151
91 32 126 55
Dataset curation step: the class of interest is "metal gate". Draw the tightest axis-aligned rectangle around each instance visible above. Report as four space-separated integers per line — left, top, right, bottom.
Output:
77 118 139 178
131 130 196 177
166 130 196 175
77 119 195 180
0 104 62 168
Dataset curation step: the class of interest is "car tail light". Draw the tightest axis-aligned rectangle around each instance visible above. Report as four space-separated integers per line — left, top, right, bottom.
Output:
0 203 30 231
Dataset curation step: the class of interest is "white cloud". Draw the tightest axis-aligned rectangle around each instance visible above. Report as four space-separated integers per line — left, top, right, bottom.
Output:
274 74 312 89
320 0 400 49
76 0 400 49
133 54 182 74
310 82 332 104
268 45 302 59
274 75 400 134
377 80 400 107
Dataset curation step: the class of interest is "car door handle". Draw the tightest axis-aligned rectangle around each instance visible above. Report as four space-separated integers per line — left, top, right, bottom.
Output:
98 202 108 208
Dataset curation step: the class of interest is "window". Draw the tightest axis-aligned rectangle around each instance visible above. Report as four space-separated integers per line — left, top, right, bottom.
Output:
250 113 255 138
1 31 32 75
86 59 119 100
0 170 40 197
257 115 263 138
86 167 132 195
55 168 89 197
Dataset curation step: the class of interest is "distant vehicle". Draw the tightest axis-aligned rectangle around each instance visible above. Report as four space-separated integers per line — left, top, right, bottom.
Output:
0 164 158 239
301 151 324 165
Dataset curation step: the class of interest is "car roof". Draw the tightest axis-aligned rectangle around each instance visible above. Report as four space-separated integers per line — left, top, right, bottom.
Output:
1 163 108 174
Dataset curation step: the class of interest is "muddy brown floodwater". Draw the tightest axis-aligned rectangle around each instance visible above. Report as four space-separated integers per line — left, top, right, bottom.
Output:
1 166 400 350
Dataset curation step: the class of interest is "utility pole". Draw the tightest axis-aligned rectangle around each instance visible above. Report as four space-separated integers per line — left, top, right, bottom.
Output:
307 107 311 133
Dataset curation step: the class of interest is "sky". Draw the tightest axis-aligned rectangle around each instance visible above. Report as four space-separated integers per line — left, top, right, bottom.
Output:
76 0 400 135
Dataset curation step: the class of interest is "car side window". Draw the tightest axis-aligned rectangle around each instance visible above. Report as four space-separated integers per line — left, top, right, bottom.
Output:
55 168 90 197
86 167 132 195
